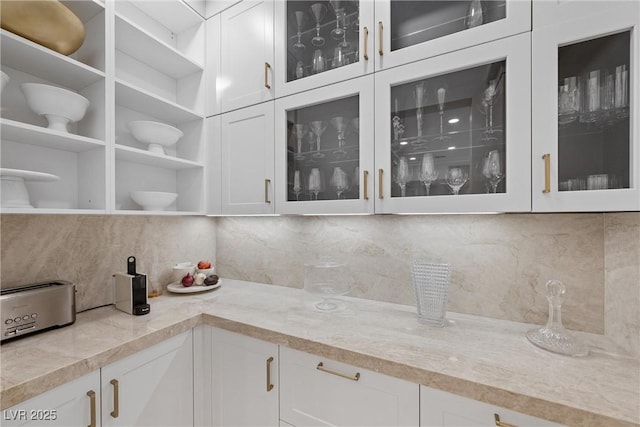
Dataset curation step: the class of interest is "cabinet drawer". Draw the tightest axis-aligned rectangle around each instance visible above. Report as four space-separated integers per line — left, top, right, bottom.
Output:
280 346 419 426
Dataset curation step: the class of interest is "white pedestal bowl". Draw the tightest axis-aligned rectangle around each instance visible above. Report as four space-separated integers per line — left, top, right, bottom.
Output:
128 121 184 155
21 83 90 132
130 191 177 211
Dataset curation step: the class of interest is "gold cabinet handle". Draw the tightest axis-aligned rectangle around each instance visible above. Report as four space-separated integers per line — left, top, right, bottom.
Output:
266 356 274 391
110 379 119 418
316 362 360 381
264 62 271 89
378 21 383 56
494 413 517 427
363 170 369 200
542 153 550 193
378 168 384 199
363 27 369 60
264 179 271 203
86 390 96 427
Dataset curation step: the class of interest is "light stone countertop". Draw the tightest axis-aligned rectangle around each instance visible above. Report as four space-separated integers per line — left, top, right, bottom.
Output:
1 279 638 426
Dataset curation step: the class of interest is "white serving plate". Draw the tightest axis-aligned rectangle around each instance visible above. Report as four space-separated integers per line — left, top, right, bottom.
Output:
167 280 222 294
0 168 60 181
0 168 60 208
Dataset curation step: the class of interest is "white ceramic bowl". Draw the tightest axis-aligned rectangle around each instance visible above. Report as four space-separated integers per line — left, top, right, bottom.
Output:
196 267 215 276
172 262 196 282
128 121 184 155
21 83 90 132
1 71 9 95
130 191 177 211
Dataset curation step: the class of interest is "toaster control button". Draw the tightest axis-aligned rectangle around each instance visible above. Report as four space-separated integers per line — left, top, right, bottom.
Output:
22 315 30 321
17 324 35 332
5 330 16 337
31 313 37 319
13 317 21 323
4 319 12 325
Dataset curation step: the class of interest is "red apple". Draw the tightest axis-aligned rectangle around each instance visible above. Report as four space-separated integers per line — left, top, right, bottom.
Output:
197 260 211 269
181 273 195 287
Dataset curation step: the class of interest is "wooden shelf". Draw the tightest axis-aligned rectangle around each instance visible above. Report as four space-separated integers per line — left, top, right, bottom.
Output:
1 119 105 152
115 144 204 170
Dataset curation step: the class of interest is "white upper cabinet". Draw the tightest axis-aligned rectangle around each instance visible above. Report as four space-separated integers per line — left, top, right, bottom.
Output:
219 0 275 112
375 33 531 214
374 0 531 71
206 13 222 117
273 0 374 98
274 75 375 214
532 1 639 212
220 102 275 214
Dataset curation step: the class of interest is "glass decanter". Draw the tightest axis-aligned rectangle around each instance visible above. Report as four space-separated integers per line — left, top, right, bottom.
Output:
526 280 589 357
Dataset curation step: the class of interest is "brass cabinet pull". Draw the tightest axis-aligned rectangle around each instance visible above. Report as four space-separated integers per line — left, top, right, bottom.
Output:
363 170 369 200
378 168 384 199
264 179 271 203
316 362 360 381
264 62 271 89
378 21 383 56
542 153 550 193
110 379 119 418
266 356 274 391
86 390 96 427
363 27 369 60
494 413 517 427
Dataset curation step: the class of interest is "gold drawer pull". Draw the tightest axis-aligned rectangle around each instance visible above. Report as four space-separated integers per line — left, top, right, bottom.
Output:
266 356 274 391
86 390 96 427
264 62 271 89
363 170 369 200
378 21 383 56
316 362 360 381
265 178 271 203
494 413 517 427
378 168 384 199
110 379 119 418
542 153 550 193
363 27 369 60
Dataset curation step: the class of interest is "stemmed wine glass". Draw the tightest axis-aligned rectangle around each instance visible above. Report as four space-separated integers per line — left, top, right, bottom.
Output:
412 82 426 146
312 49 326 74
446 167 468 195
330 167 350 199
329 0 345 40
309 121 327 158
396 156 411 197
480 79 502 141
392 97 405 143
293 170 303 200
310 3 327 47
330 116 348 158
308 167 324 200
293 11 307 52
482 150 504 193
419 153 438 196
292 124 306 160
432 87 451 142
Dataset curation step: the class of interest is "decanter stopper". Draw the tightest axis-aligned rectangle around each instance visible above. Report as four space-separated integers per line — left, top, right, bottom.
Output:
526 280 589 357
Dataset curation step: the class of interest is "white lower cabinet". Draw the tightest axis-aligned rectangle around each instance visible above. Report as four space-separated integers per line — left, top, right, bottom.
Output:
280 346 419 427
211 327 279 427
101 331 193 427
2 371 100 427
420 386 563 427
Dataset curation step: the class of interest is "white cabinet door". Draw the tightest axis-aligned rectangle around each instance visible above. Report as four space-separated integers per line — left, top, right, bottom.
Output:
101 331 193 427
2 371 100 427
374 33 531 214
211 327 279 427
220 0 274 112
420 386 563 427
532 2 640 212
374 0 530 71
280 346 419 426
274 75 375 214
206 13 222 117
273 0 374 98
220 102 275 214
533 0 629 30
206 115 222 214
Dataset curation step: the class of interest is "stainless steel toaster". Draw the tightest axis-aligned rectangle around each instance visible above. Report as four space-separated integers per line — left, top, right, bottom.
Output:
1 281 76 342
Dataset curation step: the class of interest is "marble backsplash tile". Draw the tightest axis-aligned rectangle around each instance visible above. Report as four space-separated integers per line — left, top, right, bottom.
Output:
1 215 216 312
215 214 606 335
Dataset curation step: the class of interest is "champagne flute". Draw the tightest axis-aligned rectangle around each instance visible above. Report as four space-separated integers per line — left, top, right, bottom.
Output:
446 167 468 195
309 121 327 158
412 82 426 146
419 153 438 196
293 124 306 160
396 156 410 197
482 150 504 193
480 79 502 141
293 170 303 201
293 11 307 52
431 87 451 142
330 116 348 157
310 3 327 47
329 0 345 40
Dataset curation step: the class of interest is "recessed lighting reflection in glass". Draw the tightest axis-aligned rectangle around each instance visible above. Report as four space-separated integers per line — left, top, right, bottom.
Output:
448 118 460 124
448 146 456 150
409 157 416 161
399 140 408 145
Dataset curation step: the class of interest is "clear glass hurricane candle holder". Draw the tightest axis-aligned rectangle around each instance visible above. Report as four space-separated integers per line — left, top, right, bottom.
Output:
411 261 451 327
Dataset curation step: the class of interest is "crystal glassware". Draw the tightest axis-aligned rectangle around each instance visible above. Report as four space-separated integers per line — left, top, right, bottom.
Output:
419 153 438 196
295 60 305 79
292 124 306 160
482 150 504 193
465 0 484 29
293 11 307 52
411 261 452 327
309 120 327 158
431 87 451 142
396 156 410 197
310 3 327 47
392 97 405 143
480 79 502 141
330 116 348 157
526 280 589 357
312 49 326 74
614 64 629 120
308 167 325 200
446 167 468 195
332 45 346 69
558 76 580 125
293 170 303 200
412 82 426 146
304 259 351 311
329 0 346 40
581 70 601 123
330 166 349 199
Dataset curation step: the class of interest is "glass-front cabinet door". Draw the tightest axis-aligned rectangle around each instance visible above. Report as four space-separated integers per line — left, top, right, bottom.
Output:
532 2 639 212
375 34 531 213
275 75 374 214
375 0 530 71
274 1 374 98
